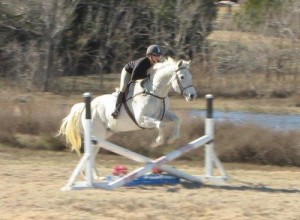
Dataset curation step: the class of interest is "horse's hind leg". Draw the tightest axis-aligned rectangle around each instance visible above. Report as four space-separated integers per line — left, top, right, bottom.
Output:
90 112 112 179
91 141 101 179
91 131 114 179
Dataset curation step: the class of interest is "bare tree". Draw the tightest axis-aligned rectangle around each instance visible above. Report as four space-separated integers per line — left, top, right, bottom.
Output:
0 0 77 91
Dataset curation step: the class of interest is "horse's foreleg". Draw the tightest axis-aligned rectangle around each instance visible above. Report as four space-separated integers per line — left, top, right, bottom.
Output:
164 110 181 144
140 116 166 147
153 120 166 147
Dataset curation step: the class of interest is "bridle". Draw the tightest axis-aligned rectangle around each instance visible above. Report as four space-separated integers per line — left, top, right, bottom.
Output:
173 67 194 95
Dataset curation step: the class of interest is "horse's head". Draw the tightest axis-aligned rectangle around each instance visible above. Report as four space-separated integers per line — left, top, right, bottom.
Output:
151 57 197 100
171 60 197 101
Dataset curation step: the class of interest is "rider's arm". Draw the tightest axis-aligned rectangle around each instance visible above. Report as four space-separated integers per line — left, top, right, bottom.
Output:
131 57 151 81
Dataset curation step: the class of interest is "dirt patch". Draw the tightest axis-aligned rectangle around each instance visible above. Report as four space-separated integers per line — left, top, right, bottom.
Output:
1 146 300 220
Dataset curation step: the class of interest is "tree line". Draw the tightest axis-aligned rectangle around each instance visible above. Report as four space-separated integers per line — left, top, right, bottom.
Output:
0 0 216 91
1 0 299 96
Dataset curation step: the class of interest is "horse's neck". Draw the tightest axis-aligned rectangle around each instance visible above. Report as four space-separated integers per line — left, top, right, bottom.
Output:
151 65 175 97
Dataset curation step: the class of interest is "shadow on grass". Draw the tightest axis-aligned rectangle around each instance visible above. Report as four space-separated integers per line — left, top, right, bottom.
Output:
203 183 300 194
166 181 300 194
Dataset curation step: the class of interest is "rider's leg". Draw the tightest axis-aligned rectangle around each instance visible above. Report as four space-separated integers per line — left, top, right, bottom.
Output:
111 68 130 119
119 68 131 93
111 92 124 119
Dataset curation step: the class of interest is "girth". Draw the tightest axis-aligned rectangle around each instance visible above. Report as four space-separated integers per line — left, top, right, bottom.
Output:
123 81 166 129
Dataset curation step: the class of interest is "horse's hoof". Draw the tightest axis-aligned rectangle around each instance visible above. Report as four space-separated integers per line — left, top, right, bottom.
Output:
95 176 106 181
167 139 175 145
150 143 159 148
167 136 179 145
150 141 162 148
111 111 119 119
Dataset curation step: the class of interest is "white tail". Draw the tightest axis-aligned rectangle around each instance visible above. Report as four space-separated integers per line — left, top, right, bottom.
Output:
58 103 85 154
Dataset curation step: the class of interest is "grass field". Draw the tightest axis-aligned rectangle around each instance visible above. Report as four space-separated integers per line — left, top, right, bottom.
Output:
1 146 300 220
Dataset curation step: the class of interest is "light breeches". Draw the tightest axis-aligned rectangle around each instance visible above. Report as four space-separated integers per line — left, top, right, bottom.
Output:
120 68 131 92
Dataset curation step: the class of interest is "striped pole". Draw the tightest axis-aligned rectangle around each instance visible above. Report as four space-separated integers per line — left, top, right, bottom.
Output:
83 92 94 187
205 94 214 177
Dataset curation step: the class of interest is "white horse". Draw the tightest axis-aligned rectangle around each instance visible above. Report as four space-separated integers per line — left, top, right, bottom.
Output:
59 57 196 158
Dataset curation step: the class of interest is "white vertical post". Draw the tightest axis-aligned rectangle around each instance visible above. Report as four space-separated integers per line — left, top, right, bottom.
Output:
205 94 214 177
83 92 94 187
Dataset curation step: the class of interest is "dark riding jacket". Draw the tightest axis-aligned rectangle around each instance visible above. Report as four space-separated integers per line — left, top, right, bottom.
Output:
124 57 153 81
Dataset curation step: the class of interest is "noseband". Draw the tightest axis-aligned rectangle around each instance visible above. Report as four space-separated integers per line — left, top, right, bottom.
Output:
174 67 194 95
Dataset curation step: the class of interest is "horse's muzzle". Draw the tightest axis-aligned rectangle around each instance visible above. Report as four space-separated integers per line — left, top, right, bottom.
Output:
185 93 196 101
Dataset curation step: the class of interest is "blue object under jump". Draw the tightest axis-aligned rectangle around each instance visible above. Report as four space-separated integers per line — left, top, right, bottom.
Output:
107 174 180 186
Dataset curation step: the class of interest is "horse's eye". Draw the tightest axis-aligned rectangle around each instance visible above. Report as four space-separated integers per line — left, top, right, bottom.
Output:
180 76 184 80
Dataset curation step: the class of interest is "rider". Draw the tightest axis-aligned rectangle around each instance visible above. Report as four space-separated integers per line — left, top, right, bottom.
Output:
111 44 162 119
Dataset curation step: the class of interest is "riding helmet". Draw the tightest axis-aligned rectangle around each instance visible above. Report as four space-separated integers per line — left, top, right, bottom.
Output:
146 45 162 56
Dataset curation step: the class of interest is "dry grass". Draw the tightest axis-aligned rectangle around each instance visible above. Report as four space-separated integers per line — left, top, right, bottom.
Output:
1 146 300 220
208 30 300 47
215 122 300 166
110 116 300 166
203 29 300 98
0 89 299 166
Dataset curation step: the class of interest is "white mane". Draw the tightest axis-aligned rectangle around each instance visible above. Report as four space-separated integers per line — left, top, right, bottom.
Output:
153 57 177 71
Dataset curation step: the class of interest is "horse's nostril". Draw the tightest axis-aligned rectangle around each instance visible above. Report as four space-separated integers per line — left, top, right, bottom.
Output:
190 94 194 99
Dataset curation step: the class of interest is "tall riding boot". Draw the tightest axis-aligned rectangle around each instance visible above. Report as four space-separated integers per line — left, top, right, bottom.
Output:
111 92 124 119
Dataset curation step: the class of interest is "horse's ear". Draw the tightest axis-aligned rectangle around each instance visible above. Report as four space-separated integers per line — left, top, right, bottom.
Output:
177 60 183 68
187 60 191 67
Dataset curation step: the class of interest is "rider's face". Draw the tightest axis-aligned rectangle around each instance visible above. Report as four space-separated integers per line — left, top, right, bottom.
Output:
151 54 161 63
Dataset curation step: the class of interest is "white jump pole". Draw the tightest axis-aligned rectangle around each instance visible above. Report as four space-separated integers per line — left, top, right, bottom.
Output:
61 93 94 191
83 92 94 187
204 94 227 178
95 135 213 190
205 94 214 176
95 139 202 183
